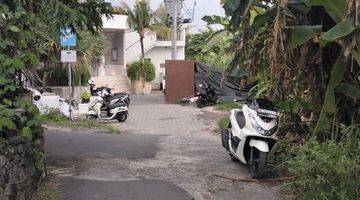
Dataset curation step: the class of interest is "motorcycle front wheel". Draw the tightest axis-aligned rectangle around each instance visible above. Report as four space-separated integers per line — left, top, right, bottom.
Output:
116 113 127 122
250 149 267 178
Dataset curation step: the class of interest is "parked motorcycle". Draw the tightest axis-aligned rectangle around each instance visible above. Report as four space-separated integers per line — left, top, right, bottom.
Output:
86 96 128 122
88 80 130 106
221 98 279 178
195 84 218 108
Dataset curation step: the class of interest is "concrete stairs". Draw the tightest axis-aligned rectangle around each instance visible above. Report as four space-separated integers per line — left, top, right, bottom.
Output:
91 75 131 93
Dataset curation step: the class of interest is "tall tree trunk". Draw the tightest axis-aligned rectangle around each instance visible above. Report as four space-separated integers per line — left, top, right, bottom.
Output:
140 35 145 62
139 33 146 94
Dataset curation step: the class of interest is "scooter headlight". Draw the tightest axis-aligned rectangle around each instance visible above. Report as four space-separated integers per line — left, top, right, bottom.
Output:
249 113 276 136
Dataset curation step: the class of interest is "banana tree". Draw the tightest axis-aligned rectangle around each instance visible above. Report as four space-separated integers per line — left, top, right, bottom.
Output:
220 0 271 74
220 0 359 138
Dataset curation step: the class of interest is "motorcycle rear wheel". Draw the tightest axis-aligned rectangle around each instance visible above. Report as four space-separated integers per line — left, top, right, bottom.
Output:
197 99 205 108
250 149 267 178
116 113 127 122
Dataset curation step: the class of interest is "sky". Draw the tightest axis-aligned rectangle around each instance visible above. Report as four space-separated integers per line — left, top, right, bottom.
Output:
106 0 225 33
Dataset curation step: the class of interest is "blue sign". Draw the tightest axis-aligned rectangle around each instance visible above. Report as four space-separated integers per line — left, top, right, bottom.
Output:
60 27 76 47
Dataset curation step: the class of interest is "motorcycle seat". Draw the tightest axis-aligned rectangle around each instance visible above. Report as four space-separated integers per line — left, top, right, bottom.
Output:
107 102 127 109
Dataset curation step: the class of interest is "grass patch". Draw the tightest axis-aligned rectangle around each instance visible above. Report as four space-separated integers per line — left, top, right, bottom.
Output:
217 116 230 130
41 110 120 134
175 98 190 106
215 101 239 111
32 175 59 200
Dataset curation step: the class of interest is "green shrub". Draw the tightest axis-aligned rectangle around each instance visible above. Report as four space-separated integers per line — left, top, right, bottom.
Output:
217 117 230 130
126 61 141 81
80 91 91 102
215 100 239 111
127 60 156 82
286 133 360 199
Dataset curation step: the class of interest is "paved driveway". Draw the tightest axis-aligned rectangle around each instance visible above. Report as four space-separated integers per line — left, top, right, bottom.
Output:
45 91 279 200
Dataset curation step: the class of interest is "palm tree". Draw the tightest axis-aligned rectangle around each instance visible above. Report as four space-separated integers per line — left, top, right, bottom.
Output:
121 0 154 63
121 0 170 94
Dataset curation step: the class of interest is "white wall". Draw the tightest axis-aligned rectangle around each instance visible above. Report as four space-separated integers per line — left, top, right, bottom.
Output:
121 27 187 89
102 15 129 30
124 31 157 63
145 46 185 89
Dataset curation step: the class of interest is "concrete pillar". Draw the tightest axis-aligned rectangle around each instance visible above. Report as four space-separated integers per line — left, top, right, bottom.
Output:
98 56 106 76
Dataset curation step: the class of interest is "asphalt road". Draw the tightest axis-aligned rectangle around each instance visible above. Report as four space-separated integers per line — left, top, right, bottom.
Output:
45 92 279 200
46 128 193 200
46 129 161 159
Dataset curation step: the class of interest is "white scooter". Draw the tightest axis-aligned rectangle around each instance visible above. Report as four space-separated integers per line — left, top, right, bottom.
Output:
221 98 279 178
86 96 128 122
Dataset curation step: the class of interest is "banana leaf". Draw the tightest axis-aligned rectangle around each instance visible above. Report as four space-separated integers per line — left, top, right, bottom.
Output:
302 0 346 23
290 25 322 48
277 100 318 112
202 15 230 27
320 17 356 45
250 8 276 31
335 83 360 101
222 0 255 28
351 50 360 65
314 52 348 135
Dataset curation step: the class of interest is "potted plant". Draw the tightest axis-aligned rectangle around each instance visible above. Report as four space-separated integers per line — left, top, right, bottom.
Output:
127 60 155 94
80 91 91 103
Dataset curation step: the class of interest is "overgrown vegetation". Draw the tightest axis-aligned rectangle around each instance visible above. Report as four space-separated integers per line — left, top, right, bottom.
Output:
32 172 59 200
286 136 360 199
190 0 360 197
42 110 120 134
36 29 109 87
0 0 113 197
215 101 239 111
127 60 156 82
186 28 234 68
217 116 230 130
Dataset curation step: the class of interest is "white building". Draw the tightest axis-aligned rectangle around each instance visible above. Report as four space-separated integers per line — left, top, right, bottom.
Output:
91 15 186 92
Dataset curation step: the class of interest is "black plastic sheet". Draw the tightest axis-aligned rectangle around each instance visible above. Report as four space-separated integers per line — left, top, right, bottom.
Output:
194 62 247 100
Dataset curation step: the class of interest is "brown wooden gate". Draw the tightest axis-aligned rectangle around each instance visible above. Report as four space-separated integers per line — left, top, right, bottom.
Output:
165 60 195 103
